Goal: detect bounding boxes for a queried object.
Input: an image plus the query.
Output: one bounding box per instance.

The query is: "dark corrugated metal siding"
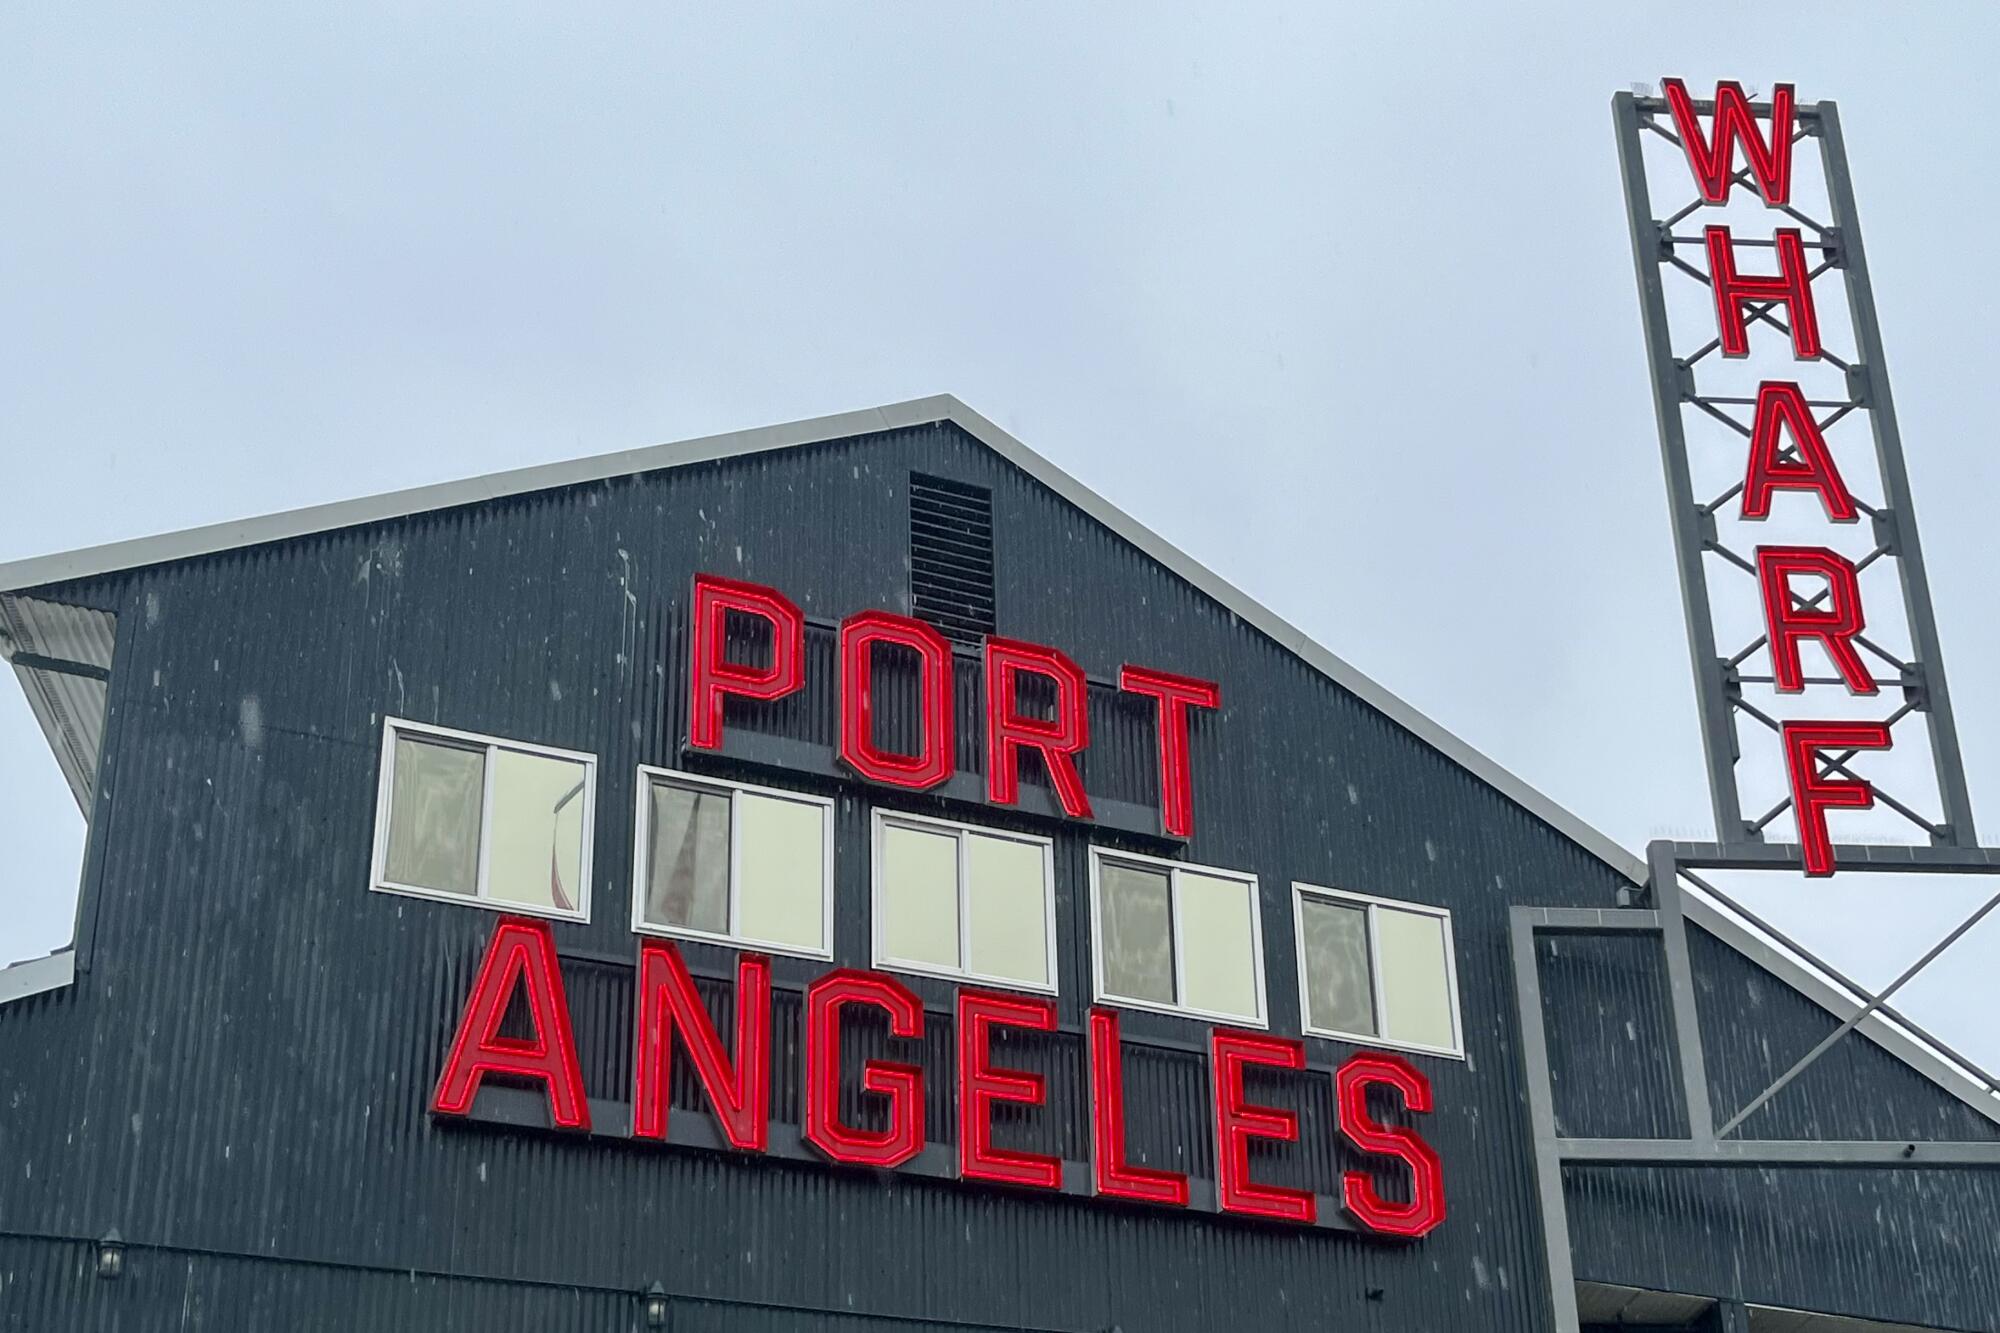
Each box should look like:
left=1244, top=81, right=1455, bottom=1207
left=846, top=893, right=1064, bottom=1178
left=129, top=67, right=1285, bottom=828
left=1535, top=932, right=1689, bottom=1141
left=1535, top=921, right=2000, bottom=1147
left=1566, top=1163, right=2000, bottom=1329
left=1685, top=924, right=2000, bottom=1143
left=1545, top=922, right=2000, bottom=1328
left=1, top=421, right=1987, bottom=1329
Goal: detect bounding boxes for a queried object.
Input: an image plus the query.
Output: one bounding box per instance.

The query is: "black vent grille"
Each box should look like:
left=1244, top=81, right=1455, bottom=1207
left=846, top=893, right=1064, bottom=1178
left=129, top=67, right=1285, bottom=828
left=909, top=472, right=996, bottom=646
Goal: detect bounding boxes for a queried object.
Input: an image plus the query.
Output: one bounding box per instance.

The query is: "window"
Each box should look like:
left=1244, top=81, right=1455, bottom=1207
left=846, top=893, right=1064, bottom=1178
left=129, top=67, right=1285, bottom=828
left=1088, top=847, right=1265, bottom=1026
left=871, top=810, right=1056, bottom=993
left=1292, top=884, right=1462, bottom=1058
left=371, top=717, right=595, bottom=923
left=632, top=767, right=834, bottom=959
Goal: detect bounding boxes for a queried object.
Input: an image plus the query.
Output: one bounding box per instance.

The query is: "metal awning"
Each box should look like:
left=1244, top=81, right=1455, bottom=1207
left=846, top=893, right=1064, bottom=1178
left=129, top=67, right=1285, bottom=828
left=1578, top=1283, right=1953, bottom=1332
left=0, top=592, right=115, bottom=814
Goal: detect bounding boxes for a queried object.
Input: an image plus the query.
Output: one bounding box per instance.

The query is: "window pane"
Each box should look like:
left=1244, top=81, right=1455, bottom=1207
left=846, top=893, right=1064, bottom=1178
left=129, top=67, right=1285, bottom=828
left=1378, top=907, right=1456, bottom=1051
left=1178, top=871, right=1260, bottom=1020
left=1299, top=896, right=1375, bottom=1036
left=1099, top=861, right=1173, bottom=1005
left=735, top=792, right=827, bottom=952
left=486, top=749, right=591, bottom=911
left=965, top=833, right=1048, bottom=986
left=881, top=824, right=960, bottom=970
left=645, top=782, right=729, bottom=934
left=384, top=736, right=483, bottom=896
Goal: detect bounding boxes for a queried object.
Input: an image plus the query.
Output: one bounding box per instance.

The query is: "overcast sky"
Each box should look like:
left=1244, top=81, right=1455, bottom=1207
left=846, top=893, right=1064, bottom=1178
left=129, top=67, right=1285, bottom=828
left=5, top=4, right=1999, bottom=1078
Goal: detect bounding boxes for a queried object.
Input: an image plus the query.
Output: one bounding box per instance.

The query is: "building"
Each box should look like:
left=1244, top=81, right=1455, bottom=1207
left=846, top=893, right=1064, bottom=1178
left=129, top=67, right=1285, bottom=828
left=2, top=396, right=1996, bottom=1332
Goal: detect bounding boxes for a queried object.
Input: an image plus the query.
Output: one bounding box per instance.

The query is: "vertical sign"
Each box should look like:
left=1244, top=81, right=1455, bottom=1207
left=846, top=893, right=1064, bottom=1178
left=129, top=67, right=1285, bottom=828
left=1614, top=82, right=1975, bottom=875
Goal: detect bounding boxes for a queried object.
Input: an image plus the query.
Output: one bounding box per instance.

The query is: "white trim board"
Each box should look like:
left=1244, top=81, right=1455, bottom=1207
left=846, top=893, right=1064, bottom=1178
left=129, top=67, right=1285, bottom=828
left=0, top=950, right=75, bottom=1006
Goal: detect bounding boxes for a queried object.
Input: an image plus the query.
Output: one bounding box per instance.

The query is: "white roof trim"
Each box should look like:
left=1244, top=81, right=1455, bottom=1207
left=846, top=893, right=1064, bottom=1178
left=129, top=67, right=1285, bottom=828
left=0, top=397, right=960, bottom=594
left=0, top=949, right=75, bottom=1006
left=6, top=392, right=1993, bottom=1120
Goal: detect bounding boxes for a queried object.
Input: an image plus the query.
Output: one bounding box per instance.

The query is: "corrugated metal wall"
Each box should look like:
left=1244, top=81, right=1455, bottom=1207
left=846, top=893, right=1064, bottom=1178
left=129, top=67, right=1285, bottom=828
left=1, top=420, right=1986, bottom=1329
left=1539, top=923, right=2000, bottom=1328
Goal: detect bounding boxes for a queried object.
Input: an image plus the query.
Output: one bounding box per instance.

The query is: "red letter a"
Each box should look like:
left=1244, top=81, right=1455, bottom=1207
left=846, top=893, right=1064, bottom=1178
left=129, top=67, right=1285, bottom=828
left=1742, top=382, right=1858, bottom=523
left=432, top=916, right=591, bottom=1130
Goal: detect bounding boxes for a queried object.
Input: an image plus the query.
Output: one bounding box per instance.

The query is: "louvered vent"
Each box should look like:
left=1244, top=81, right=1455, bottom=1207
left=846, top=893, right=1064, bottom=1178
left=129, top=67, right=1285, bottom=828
left=910, top=472, right=996, bottom=646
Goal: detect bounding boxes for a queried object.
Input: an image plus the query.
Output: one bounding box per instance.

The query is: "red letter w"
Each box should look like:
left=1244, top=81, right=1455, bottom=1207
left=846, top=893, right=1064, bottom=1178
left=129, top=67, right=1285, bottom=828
left=1663, top=78, right=1797, bottom=205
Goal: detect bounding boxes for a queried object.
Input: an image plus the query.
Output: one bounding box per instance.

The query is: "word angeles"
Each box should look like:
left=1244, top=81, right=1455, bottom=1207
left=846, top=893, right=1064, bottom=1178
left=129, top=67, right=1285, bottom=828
left=430, top=917, right=1449, bottom=1238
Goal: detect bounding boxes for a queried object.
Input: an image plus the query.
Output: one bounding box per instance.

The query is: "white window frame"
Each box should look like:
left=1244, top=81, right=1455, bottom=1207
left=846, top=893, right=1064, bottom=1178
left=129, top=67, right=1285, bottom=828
left=370, top=715, right=597, bottom=925
left=1291, top=882, right=1464, bottom=1060
left=870, top=809, right=1059, bottom=996
left=1087, top=845, right=1267, bottom=1028
left=630, top=764, right=836, bottom=961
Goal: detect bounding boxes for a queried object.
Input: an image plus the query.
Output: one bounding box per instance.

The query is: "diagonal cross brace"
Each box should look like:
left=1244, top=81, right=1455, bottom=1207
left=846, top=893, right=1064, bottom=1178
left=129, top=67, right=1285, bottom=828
left=1714, top=884, right=2000, bottom=1137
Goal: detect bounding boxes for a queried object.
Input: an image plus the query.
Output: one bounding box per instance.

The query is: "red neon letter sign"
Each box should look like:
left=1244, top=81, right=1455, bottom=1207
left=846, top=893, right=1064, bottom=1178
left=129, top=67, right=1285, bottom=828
left=432, top=916, right=590, bottom=1131
left=1742, top=381, right=1859, bottom=522
left=1119, top=664, right=1220, bottom=838
left=688, top=573, right=805, bottom=751
left=1705, top=227, right=1822, bottom=360
left=632, top=941, right=770, bottom=1150
left=804, top=970, right=926, bottom=1167
left=839, top=609, right=955, bottom=790
left=1662, top=78, right=1797, bottom=205
left=985, top=637, right=1092, bottom=818
left=1088, top=1008, right=1190, bottom=1206
left=1783, top=721, right=1892, bottom=877
left=1757, top=547, right=1877, bottom=695
left=1210, top=1029, right=1316, bottom=1224
left=957, top=990, right=1062, bottom=1190
left=1336, top=1053, right=1447, bottom=1238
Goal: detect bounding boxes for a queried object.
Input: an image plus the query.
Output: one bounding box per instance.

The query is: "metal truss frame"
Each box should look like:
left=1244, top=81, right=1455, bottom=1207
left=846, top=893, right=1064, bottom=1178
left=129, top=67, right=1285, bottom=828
left=1513, top=839, right=2000, bottom=1332
left=1613, top=89, right=1977, bottom=855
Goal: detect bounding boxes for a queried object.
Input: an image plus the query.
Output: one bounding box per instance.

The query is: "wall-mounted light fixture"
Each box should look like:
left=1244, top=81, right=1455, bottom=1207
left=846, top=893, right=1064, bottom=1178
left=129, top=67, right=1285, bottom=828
left=95, top=1229, right=124, bottom=1280
left=644, top=1281, right=669, bottom=1328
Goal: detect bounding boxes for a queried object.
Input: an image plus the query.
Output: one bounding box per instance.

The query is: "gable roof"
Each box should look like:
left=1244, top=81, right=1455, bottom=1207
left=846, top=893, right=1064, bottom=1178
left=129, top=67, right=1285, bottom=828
left=2, top=394, right=1646, bottom=879
left=2, top=394, right=1994, bottom=1127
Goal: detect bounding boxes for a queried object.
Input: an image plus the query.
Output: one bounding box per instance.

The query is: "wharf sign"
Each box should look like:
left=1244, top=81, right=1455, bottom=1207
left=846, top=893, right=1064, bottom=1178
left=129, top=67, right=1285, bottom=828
left=1616, top=80, right=1978, bottom=873
left=429, top=917, right=1448, bottom=1239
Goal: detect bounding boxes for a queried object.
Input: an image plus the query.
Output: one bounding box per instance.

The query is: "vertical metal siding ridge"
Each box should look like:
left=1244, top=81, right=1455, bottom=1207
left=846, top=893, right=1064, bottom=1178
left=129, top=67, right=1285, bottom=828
left=1564, top=1160, right=2000, bottom=1329
left=1535, top=932, right=1690, bottom=1140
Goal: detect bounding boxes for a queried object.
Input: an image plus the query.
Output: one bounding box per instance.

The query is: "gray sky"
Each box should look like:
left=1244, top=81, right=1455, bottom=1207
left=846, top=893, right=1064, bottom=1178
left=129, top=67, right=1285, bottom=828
left=5, top=4, right=1999, bottom=1074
